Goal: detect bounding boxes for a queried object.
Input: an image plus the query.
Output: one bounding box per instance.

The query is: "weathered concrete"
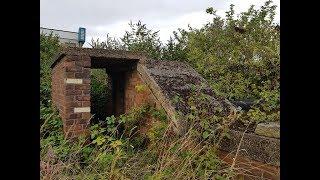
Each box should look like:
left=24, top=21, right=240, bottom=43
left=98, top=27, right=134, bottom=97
left=255, top=122, right=280, bottom=138
left=219, top=130, right=280, bottom=167
left=144, top=59, right=235, bottom=117
left=51, top=47, right=147, bottom=68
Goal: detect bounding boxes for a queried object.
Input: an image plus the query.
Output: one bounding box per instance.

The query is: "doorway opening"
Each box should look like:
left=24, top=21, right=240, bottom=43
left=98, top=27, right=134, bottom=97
left=90, top=57, right=138, bottom=124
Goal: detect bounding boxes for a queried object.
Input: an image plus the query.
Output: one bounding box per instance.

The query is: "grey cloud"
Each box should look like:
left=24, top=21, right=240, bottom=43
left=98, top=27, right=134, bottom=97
left=41, top=0, right=218, bottom=29
left=41, top=0, right=280, bottom=43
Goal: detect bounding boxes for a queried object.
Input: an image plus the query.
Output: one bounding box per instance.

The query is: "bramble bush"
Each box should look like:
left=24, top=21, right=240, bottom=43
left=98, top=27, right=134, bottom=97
left=185, top=0, right=280, bottom=123
left=90, top=0, right=280, bottom=123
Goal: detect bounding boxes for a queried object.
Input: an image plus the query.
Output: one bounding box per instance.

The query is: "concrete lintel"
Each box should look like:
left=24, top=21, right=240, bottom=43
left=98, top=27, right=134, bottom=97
left=65, top=78, right=83, bottom=84
left=74, top=107, right=90, bottom=113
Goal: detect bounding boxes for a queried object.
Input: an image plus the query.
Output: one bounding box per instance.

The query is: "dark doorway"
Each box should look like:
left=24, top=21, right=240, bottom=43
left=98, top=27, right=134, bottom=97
left=90, top=69, right=112, bottom=123
left=90, top=57, right=138, bottom=123
left=108, top=71, right=126, bottom=116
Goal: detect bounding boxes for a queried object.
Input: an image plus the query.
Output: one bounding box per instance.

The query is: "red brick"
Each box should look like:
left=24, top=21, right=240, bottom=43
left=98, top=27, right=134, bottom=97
left=82, top=69, right=91, bottom=77
left=82, top=90, right=90, bottom=95
left=83, top=79, right=90, bottom=84
left=68, top=113, right=82, bottom=119
left=75, top=85, right=89, bottom=90
left=65, top=61, right=75, bottom=67
left=66, top=90, right=82, bottom=96
left=75, top=61, right=83, bottom=66
left=82, top=112, right=91, bottom=120
left=83, top=60, right=91, bottom=67
left=76, top=95, right=90, bottom=101
left=66, top=72, right=75, bottom=78
left=65, top=101, right=81, bottom=107
left=75, top=72, right=84, bottom=78
left=65, top=84, right=75, bottom=90
left=82, top=101, right=90, bottom=106
left=66, top=66, right=82, bottom=72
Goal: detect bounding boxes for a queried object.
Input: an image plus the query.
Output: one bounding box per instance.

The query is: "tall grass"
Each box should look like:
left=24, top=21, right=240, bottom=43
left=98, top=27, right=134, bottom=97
left=40, top=104, right=242, bottom=180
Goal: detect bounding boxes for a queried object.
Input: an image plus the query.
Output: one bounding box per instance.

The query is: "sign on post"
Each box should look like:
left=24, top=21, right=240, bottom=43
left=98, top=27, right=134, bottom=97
left=78, top=27, right=86, bottom=44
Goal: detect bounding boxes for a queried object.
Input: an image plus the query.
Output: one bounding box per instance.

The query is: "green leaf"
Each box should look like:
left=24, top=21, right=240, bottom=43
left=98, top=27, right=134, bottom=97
left=202, top=131, right=210, bottom=139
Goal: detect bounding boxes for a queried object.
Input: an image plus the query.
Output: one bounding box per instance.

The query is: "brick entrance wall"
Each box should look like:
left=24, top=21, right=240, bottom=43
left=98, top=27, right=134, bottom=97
left=124, top=69, right=157, bottom=113
left=52, top=55, right=91, bottom=138
left=51, top=53, right=157, bottom=139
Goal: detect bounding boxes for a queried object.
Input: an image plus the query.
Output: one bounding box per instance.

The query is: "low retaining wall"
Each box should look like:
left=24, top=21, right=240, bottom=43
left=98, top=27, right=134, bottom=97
left=219, top=129, right=280, bottom=179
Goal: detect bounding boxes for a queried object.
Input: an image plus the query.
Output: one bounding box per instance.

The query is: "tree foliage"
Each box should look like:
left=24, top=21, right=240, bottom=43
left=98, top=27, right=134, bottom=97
left=185, top=0, right=279, bottom=122
left=90, top=0, right=279, bottom=123
left=40, top=33, right=60, bottom=107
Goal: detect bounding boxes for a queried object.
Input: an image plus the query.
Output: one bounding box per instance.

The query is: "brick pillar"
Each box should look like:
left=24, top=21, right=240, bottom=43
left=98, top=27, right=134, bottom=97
left=62, top=55, right=91, bottom=139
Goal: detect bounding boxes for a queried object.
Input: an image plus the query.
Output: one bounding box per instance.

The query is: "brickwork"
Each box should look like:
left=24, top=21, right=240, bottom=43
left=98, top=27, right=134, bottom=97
left=124, top=70, right=157, bottom=113
left=52, top=55, right=91, bottom=138
left=52, top=56, right=66, bottom=116
left=218, top=150, right=280, bottom=179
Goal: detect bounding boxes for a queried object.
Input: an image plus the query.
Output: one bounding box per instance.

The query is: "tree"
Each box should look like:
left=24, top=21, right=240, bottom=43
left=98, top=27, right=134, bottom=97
left=90, top=0, right=280, bottom=123
left=40, top=33, right=60, bottom=107
left=121, top=20, right=163, bottom=60
left=185, top=0, right=279, bottom=122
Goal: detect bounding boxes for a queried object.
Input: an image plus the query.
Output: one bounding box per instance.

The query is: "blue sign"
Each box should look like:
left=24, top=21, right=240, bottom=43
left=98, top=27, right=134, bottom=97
left=78, top=27, right=86, bottom=43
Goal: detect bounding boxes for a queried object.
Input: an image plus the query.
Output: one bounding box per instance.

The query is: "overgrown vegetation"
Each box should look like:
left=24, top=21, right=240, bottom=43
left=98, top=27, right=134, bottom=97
left=90, top=0, right=280, bottom=124
left=41, top=1, right=279, bottom=179
left=40, top=33, right=60, bottom=107
left=41, top=103, right=239, bottom=179
left=90, top=69, right=111, bottom=122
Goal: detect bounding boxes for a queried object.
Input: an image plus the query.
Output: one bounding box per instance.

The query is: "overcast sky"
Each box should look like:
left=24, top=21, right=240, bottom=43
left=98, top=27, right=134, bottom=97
left=41, top=0, right=280, bottom=47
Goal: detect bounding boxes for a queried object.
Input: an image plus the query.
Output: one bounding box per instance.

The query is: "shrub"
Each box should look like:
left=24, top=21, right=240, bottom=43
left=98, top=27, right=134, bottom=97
left=40, top=33, right=60, bottom=107
left=183, top=0, right=279, bottom=123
